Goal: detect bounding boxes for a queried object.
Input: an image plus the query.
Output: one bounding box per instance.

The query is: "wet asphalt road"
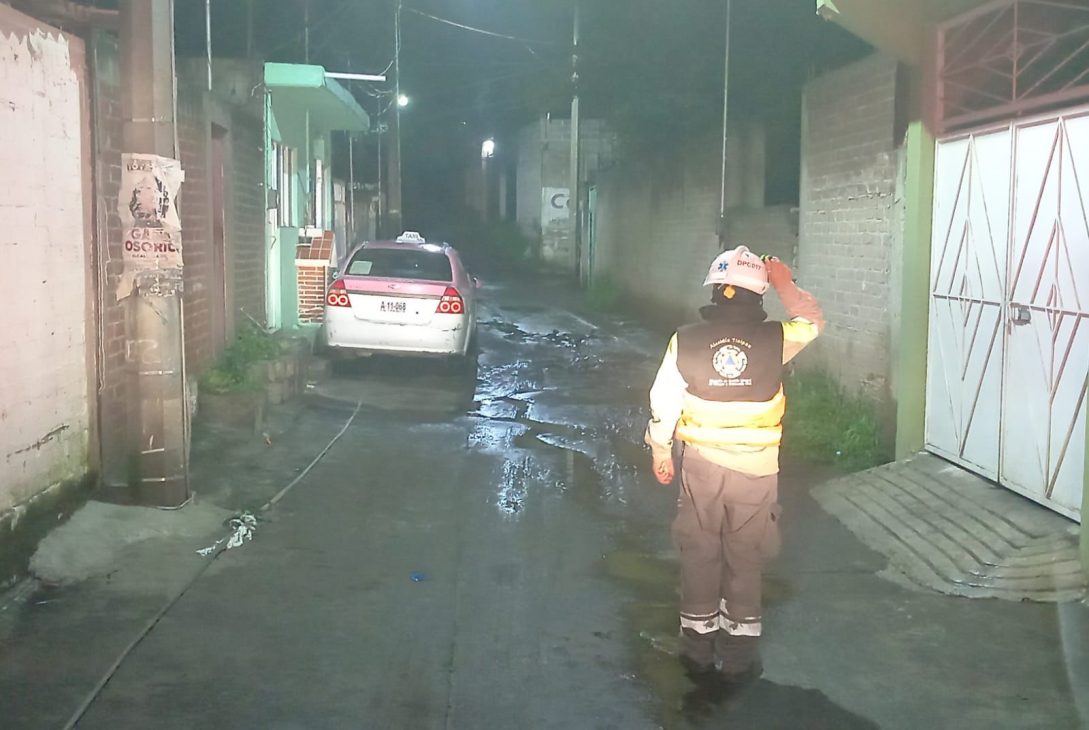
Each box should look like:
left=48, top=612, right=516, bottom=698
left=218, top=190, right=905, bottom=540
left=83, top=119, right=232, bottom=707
left=4, top=273, right=1085, bottom=729
left=74, top=276, right=682, bottom=729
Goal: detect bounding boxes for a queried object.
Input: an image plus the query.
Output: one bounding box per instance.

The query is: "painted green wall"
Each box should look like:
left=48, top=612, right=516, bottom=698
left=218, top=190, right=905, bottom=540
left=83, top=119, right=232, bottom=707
left=895, top=121, right=935, bottom=459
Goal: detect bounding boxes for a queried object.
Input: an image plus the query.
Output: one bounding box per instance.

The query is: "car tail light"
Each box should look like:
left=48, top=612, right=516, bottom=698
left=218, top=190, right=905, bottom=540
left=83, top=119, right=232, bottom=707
left=326, top=279, right=350, bottom=308
left=436, top=287, right=464, bottom=315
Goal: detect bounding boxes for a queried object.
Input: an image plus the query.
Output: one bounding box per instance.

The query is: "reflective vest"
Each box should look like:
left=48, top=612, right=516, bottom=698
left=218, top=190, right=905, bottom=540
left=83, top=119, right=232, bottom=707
left=674, top=317, right=786, bottom=450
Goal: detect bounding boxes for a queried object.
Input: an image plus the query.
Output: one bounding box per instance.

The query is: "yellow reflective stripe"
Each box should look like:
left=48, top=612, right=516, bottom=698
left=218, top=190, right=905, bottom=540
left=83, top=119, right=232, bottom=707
left=676, top=423, right=783, bottom=449
left=679, top=388, right=786, bottom=429
left=676, top=388, right=785, bottom=449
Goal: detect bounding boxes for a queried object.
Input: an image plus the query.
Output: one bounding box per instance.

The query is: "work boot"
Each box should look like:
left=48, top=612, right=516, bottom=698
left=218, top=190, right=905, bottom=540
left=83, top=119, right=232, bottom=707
left=679, top=628, right=717, bottom=679
left=715, top=633, right=762, bottom=682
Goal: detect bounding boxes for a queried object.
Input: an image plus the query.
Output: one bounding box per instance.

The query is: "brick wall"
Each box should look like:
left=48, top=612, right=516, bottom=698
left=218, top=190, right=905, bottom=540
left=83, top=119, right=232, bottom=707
left=297, top=264, right=331, bottom=324
left=229, top=110, right=266, bottom=326
left=177, top=78, right=215, bottom=373
left=798, top=54, right=900, bottom=397
left=296, top=230, right=335, bottom=324
left=90, top=32, right=132, bottom=486
left=592, top=130, right=798, bottom=330
left=176, top=64, right=268, bottom=372
left=91, top=52, right=267, bottom=484
left=514, top=117, right=617, bottom=269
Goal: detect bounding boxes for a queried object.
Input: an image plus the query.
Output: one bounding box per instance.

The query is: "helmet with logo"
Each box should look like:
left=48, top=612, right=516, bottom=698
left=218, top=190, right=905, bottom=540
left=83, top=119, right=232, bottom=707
left=702, top=245, right=769, bottom=295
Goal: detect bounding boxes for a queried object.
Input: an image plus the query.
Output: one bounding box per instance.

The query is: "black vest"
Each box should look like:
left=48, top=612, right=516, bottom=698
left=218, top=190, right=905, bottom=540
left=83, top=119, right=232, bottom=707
left=676, top=309, right=784, bottom=403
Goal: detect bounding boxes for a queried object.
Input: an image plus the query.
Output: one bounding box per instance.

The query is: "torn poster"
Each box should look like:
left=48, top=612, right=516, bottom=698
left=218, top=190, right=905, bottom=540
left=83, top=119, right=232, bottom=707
left=116, top=154, right=186, bottom=299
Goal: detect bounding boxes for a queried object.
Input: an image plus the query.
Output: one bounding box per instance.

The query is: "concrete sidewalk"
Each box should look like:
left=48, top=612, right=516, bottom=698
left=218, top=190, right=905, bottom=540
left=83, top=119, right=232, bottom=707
left=814, top=454, right=1086, bottom=602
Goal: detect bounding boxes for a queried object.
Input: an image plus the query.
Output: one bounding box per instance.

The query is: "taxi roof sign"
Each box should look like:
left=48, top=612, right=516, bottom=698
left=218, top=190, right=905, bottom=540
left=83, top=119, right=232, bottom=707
left=395, top=231, right=426, bottom=244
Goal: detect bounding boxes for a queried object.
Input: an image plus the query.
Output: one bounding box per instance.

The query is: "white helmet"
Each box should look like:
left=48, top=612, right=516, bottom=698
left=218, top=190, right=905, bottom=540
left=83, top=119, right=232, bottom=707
left=702, top=245, right=769, bottom=295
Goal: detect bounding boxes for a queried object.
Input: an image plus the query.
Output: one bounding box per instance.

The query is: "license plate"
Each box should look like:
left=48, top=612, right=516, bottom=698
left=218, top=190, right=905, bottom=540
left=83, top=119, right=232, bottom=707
left=379, top=300, right=407, bottom=314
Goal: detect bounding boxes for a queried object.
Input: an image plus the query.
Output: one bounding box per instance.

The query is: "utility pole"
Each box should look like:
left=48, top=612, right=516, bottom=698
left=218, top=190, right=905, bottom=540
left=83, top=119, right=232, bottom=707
left=119, top=0, right=189, bottom=507
left=377, top=111, right=384, bottom=236
left=304, top=0, right=310, bottom=63
left=717, top=0, right=733, bottom=250
left=204, top=0, right=212, bottom=90
left=569, top=0, right=582, bottom=282
left=387, top=0, right=404, bottom=236
left=246, top=0, right=255, bottom=59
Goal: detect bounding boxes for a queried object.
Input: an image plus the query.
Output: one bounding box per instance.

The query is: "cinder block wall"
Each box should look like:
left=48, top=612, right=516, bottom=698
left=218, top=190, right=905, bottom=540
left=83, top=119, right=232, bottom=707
left=515, top=118, right=616, bottom=270
left=798, top=54, right=900, bottom=397
left=592, top=131, right=798, bottom=331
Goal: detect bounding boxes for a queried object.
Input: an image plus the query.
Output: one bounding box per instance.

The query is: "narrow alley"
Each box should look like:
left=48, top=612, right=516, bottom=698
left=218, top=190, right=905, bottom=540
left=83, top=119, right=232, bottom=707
left=2, top=0, right=1089, bottom=728
left=2, top=272, right=1085, bottom=729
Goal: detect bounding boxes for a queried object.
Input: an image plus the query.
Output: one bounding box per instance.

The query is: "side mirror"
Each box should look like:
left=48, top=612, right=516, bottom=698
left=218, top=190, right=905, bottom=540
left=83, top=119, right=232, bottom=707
left=472, top=276, right=483, bottom=289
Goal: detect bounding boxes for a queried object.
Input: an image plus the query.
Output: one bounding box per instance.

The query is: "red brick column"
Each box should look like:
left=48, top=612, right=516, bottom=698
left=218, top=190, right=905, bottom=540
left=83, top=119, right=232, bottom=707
left=296, top=229, right=335, bottom=324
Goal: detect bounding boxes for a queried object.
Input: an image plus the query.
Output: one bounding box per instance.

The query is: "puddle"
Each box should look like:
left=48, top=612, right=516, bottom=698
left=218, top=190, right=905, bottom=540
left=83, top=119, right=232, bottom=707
left=605, top=549, right=677, bottom=592
left=497, top=458, right=531, bottom=516
left=480, top=319, right=594, bottom=349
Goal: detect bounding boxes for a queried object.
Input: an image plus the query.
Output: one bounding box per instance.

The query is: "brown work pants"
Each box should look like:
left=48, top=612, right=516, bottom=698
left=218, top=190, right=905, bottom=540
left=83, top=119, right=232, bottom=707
left=673, top=448, right=781, bottom=669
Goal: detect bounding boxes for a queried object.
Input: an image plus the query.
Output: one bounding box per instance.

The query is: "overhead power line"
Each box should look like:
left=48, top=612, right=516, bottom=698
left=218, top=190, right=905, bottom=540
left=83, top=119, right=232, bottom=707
left=403, top=7, right=560, bottom=47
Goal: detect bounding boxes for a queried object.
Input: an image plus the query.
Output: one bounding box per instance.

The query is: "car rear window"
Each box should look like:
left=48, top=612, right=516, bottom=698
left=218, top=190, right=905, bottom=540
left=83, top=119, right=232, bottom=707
left=345, top=248, right=452, bottom=282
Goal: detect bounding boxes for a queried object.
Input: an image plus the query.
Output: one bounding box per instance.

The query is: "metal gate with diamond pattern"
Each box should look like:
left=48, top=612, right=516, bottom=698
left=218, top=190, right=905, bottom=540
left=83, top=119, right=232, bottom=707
left=926, top=107, right=1088, bottom=522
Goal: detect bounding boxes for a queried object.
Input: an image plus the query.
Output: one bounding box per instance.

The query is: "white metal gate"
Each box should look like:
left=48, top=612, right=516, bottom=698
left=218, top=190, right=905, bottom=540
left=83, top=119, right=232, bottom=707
left=926, top=107, right=1089, bottom=521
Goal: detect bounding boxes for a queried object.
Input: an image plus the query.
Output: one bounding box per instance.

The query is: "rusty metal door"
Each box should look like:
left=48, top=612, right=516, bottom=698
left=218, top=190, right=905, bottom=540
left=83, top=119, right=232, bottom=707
left=926, top=127, right=1010, bottom=479
left=927, top=108, right=1088, bottom=522
left=1001, top=110, right=1089, bottom=520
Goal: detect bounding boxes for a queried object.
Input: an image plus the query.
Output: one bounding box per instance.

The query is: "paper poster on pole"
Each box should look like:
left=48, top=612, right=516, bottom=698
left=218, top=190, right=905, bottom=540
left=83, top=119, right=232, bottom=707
left=116, top=154, right=185, bottom=299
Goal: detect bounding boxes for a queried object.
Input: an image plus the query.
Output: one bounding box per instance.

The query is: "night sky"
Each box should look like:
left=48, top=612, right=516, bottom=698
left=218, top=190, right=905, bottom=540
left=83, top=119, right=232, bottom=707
left=168, top=0, right=869, bottom=214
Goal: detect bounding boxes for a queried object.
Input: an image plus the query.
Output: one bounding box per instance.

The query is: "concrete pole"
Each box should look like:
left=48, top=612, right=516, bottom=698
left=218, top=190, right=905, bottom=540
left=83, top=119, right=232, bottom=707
left=717, top=0, right=732, bottom=249
left=348, top=133, right=356, bottom=242
left=304, top=0, right=310, bottom=63
left=569, top=0, right=582, bottom=281
left=377, top=115, right=384, bottom=235
left=480, top=156, right=488, bottom=221
left=119, top=0, right=190, bottom=507
left=246, top=0, right=254, bottom=59
left=387, top=0, right=404, bottom=237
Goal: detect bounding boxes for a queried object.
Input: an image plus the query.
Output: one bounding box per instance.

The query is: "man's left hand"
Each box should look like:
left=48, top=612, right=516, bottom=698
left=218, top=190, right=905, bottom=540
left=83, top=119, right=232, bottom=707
left=653, top=456, right=675, bottom=485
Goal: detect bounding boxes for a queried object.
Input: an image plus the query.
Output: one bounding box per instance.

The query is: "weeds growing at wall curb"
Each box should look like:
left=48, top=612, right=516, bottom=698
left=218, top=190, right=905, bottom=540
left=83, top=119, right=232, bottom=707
left=200, top=325, right=284, bottom=394
left=782, top=369, right=890, bottom=473
left=584, top=276, right=624, bottom=312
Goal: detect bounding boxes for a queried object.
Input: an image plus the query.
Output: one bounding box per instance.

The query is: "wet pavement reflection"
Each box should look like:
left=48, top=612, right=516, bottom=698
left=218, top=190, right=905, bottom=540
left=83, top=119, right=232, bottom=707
left=311, top=276, right=875, bottom=727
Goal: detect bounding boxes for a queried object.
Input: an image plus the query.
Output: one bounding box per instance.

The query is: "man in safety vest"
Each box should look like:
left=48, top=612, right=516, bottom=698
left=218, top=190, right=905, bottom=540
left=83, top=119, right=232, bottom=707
left=645, top=245, right=824, bottom=682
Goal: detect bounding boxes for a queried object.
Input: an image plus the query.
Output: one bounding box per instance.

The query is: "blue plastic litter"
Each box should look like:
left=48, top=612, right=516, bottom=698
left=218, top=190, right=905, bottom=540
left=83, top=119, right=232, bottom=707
left=410, top=572, right=430, bottom=583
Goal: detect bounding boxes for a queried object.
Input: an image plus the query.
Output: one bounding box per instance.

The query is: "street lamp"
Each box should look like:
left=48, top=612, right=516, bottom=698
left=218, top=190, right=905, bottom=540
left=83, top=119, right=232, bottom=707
left=397, top=93, right=410, bottom=108
left=481, top=138, right=496, bottom=158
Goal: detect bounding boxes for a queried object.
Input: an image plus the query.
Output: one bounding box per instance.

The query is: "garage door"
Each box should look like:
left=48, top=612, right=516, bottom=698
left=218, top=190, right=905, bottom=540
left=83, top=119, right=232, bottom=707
left=926, top=108, right=1089, bottom=521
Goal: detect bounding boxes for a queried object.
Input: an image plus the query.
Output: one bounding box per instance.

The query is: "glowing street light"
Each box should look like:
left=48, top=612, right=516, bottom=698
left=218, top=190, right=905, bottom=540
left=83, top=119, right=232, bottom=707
left=481, top=138, right=496, bottom=159
left=397, top=93, right=410, bottom=108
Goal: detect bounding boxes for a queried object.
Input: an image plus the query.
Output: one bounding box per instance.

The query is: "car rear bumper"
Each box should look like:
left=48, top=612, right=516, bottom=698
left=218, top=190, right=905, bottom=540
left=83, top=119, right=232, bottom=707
left=324, top=309, right=471, bottom=357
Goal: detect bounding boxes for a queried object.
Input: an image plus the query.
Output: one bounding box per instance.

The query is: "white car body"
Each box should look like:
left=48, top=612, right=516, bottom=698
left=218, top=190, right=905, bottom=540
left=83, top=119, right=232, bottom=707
left=324, top=235, right=480, bottom=358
